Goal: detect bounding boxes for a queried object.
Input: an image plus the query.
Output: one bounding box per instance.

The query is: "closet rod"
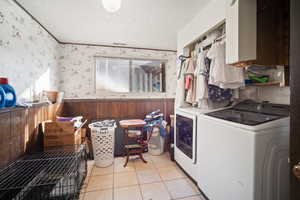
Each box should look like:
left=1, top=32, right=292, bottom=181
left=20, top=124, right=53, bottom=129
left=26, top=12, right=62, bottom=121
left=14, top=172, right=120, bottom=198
left=214, top=34, right=226, bottom=42
left=202, top=34, right=226, bottom=51
left=195, top=22, right=226, bottom=44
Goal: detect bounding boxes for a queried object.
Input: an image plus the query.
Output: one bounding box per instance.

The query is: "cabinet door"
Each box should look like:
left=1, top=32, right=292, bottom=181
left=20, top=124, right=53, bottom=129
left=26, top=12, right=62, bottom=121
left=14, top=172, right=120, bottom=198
left=256, top=0, right=290, bottom=66
left=256, top=1, right=277, bottom=65
left=226, top=0, right=257, bottom=65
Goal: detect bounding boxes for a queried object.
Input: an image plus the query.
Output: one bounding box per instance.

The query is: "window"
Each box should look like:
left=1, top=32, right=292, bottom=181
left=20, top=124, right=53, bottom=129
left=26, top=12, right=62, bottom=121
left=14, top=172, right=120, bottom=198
left=95, top=57, right=166, bottom=93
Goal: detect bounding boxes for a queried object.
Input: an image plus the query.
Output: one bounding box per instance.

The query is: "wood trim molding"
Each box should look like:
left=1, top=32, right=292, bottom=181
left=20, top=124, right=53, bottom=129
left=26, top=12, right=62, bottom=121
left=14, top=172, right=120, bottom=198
left=13, top=0, right=177, bottom=53
left=63, top=98, right=175, bottom=103
left=60, top=42, right=177, bottom=53
left=0, top=102, right=48, bottom=114
left=12, top=0, right=60, bottom=43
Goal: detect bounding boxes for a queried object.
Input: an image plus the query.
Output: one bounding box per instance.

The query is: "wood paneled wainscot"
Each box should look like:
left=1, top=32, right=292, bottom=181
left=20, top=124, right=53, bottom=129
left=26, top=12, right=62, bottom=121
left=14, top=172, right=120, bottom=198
left=61, top=98, right=175, bottom=130
left=0, top=103, right=62, bottom=168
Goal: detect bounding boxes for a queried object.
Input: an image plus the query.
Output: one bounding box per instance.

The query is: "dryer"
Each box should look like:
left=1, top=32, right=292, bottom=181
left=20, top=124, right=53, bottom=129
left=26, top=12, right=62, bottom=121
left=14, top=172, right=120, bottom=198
left=175, top=107, right=208, bottom=181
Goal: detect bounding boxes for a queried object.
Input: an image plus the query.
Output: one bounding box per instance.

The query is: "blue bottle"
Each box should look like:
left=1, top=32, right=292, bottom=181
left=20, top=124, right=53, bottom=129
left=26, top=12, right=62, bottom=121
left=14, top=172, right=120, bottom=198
left=0, top=87, right=5, bottom=108
left=0, top=78, right=17, bottom=107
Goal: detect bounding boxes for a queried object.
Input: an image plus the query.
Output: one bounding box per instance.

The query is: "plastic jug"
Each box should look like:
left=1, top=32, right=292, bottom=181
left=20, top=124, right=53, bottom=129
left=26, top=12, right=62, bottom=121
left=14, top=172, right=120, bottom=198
left=0, top=78, right=17, bottom=107
left=0, top=87, right=5, bottom=108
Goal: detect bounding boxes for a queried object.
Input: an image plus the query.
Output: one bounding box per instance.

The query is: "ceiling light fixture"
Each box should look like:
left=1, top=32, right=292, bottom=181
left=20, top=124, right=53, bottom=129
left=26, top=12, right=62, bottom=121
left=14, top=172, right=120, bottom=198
left=102, top=0, right=122, bottom=13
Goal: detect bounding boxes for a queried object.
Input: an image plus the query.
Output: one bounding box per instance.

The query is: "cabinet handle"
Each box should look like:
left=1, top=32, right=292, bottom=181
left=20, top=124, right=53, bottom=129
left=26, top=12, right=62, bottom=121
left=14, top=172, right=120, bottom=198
left=230, top=0, right=237, bottom=6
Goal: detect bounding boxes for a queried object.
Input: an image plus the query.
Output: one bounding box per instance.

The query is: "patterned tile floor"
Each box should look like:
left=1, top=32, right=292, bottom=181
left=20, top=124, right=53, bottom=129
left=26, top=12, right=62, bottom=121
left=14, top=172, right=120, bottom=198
left=80, top=153, right=206, bottom=200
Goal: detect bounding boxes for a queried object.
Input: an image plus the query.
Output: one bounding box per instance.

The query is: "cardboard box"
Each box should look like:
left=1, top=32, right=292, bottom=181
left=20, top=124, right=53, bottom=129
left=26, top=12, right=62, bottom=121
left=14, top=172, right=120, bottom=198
left=44, top=129, right=81, bottom=147
left=43, top=121, right=82, bottom=148
left=81, top=128, right=86, bottom=139
left=43, top=121, right=77, bottom=136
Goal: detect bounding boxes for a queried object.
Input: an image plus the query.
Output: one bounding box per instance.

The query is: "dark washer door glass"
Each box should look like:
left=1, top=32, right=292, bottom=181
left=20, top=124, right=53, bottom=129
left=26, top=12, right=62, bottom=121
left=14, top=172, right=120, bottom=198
left=176, top=114, right=194, bottom=159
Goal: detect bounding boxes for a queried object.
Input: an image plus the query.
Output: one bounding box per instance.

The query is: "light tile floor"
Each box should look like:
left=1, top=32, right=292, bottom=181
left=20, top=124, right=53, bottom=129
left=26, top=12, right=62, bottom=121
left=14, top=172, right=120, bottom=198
left=81, top=153, right=206, bottom=200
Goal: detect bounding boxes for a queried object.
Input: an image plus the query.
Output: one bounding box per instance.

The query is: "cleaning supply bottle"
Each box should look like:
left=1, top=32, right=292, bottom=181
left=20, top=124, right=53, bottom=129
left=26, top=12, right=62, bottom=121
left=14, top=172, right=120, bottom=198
left=0, top=87, right=5, bottom=108
left=0, top=78, right=17, bottom=107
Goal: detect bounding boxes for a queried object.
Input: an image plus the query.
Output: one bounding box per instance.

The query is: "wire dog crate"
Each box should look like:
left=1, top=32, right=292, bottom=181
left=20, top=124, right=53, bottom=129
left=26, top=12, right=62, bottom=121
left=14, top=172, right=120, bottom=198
left=0, top=145, right=87, bottom=200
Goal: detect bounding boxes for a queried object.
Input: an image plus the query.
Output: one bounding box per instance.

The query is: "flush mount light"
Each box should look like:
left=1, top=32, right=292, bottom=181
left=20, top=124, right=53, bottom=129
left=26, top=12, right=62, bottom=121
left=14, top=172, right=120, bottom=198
left=102, top=0, right=122, bottom=13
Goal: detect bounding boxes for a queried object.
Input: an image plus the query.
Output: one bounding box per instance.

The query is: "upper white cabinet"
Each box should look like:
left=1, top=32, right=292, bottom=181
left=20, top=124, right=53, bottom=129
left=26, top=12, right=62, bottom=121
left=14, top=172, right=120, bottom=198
left=226, top=0, right=290, bottom=66
left=226, top=0, right=257, bottom=65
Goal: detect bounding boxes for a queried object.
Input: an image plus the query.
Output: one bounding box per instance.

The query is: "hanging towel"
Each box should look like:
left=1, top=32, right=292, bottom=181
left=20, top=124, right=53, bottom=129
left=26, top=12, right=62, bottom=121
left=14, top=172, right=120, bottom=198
left=194, top=50, right=209, bottom=109
left=175, top=59, right=188, bottom=107
left=207, top=41, right=244, bottom=89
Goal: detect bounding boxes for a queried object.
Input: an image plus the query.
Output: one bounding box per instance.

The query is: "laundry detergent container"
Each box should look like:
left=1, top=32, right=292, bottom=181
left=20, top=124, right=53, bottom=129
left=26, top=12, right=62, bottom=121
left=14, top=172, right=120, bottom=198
left=148, top=126, right=165, bottom=156
left=0, top=87, right=6, bottom=108
left=0, top=78, right=17, bottom=107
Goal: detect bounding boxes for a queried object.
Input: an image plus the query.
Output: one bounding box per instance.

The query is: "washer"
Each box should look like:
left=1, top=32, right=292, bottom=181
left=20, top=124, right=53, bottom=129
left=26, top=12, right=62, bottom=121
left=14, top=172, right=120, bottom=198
left=196, top=100, right=290, bottom=200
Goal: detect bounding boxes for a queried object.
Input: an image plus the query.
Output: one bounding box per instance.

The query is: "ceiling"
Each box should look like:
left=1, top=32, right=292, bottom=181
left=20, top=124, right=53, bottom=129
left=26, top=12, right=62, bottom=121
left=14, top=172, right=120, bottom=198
left=17, top=0, right=210, bottom=50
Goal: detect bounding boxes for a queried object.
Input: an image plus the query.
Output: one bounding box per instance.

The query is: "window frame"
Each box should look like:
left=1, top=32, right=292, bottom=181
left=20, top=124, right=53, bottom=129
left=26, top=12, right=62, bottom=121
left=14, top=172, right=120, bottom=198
left=94, top=56, right=167, bottom=95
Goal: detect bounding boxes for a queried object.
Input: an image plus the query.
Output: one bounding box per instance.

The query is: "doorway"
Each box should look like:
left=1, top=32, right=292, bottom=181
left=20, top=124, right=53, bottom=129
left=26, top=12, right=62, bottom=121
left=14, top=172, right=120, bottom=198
left=290, top=0, right=300, bottom=199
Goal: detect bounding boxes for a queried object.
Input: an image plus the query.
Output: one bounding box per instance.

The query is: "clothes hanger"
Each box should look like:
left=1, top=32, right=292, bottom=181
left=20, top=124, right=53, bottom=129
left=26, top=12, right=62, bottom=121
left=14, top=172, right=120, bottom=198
left=178, top=55, right=191, bottom=61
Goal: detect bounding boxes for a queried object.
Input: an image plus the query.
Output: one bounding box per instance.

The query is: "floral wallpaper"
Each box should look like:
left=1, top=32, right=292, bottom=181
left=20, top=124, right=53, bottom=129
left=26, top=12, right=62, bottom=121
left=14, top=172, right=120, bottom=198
left=0, top=0, right=59, bottom=101
left=0, top=0, right=177, bottom=101
left=58, top=44, right=177, bottom=99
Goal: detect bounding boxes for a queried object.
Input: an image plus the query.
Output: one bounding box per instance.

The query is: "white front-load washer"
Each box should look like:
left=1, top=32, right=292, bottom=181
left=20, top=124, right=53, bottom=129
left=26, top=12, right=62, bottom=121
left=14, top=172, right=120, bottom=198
left=175, top=107, right=210, bottom=181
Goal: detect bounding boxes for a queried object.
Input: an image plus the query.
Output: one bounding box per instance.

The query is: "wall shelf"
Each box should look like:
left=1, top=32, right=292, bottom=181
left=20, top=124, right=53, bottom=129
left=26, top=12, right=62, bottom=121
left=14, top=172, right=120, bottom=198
left=246, top=82, right=281, bottom=87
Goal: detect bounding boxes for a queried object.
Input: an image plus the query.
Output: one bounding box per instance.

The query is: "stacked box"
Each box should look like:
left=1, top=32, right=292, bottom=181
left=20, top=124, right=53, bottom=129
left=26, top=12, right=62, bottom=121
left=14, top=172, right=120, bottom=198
left=44, top=121, right=82, bottom=148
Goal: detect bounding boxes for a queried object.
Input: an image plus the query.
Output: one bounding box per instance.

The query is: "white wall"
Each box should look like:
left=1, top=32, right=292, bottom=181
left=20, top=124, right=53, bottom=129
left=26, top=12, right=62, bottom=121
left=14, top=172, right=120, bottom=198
left=0, top=0, right=60, bottom=101
left=177, top=0, right=226, bottom=51
left=257, top=87, right=290, bottom=105
left=176, top=0, right=290, bottom=105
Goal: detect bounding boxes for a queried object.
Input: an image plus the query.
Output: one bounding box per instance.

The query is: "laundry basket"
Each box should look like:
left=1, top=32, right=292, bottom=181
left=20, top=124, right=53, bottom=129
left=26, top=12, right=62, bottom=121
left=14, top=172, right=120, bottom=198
left=89, top=120, right=116, bottom=167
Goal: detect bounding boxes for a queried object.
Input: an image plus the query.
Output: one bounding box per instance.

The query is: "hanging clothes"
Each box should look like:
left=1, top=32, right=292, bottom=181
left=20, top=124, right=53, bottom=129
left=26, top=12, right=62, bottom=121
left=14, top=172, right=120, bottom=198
left=204, top=57, right=233, bottom=103
left=185, top=75, right=193, bottom=90
left=184, top=58, right=196, bottom=104
left=208, top=85, right=233, bottom=103
left=194, top=50, right=209, bottom=109
left=176, top=57, right=196, bottom=107
left=175, top=59, right=188, bottom=108
left=207, top=41, right=244, bottom=89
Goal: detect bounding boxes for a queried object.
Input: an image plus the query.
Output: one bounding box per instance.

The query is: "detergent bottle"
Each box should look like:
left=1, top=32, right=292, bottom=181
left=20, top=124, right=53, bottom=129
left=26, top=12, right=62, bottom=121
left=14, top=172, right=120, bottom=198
left=0, top=87, right=5, bottom=108
left=0, top=78, right=17, bottom=107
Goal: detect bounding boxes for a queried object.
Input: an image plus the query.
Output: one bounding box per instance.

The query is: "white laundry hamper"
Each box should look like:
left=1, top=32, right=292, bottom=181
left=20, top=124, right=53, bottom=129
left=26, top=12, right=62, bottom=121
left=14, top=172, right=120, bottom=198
left=89, top=120, right=116, bottom=167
